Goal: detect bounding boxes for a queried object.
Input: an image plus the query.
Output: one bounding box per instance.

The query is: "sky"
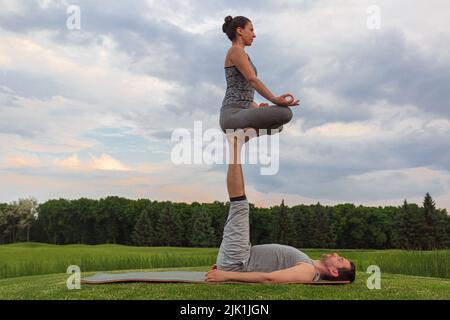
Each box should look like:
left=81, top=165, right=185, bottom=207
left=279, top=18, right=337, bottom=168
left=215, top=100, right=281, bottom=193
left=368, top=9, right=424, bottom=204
left=1, top=0, right=449, bottom=212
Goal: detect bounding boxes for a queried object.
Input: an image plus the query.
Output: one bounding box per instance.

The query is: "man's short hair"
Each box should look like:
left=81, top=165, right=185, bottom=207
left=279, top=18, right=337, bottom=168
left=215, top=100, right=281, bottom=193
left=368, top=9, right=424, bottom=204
left=322, top=261, right=356, bottom=283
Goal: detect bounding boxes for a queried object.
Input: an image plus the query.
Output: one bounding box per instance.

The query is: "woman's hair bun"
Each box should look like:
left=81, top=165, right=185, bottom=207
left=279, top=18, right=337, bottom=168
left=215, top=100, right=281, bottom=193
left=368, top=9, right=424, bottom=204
left=224, top=16, right=233, bottom=23
left=223, top=15, right=250, bottom=40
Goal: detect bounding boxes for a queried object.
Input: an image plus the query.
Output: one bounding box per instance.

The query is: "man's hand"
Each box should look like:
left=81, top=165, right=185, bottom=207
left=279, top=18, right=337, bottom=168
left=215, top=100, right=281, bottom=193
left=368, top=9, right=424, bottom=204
left=205, top=266, right=230, bottom=282
left=205, top=264, right=272, bottom=283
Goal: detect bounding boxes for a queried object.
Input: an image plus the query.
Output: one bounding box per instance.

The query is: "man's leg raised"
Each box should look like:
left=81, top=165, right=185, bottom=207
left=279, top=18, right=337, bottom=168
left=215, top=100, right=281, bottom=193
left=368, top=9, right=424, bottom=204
left=216, top=135, right=251, bottom=271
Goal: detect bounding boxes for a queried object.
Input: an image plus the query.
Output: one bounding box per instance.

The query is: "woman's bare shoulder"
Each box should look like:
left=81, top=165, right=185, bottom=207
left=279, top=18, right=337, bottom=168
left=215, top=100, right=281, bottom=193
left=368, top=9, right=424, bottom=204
left=228, top=46, right=246, bottom=56
left=225, top=47, right=247, bottom=67
left=231, top=48, right=249, bottom=64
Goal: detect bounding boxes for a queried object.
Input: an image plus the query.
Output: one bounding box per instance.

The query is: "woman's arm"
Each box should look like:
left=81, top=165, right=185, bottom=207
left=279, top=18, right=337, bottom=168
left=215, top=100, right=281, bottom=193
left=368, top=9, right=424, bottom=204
left=250, top=78, right=277, bottom=103
left=230, top=48, right=277, bottom=103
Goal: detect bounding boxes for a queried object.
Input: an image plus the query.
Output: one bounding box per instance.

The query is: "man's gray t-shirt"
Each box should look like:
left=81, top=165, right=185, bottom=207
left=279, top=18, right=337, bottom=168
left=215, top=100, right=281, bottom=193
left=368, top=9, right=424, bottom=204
left=244, top=244, right=321, bottom=281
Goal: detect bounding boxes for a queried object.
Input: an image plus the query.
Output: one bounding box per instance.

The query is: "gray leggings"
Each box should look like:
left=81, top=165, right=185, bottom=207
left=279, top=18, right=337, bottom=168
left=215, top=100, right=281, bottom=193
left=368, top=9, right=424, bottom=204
left=219, top=105, right=293, bottom=134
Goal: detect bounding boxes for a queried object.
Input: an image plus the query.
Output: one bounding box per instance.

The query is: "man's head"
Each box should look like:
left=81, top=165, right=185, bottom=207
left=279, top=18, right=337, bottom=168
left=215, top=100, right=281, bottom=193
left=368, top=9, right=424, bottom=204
left=320, top=253, right=356, bottom=283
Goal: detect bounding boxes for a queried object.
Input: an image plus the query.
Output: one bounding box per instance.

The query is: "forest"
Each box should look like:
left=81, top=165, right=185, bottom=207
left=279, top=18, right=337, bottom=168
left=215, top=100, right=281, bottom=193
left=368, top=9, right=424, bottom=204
left=1, top=193, right=449, bottom=250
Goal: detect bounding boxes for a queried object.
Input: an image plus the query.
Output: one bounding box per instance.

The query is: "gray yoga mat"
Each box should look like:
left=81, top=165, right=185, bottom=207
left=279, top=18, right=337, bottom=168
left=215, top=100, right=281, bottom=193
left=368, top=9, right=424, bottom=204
left=82, top=271, right=207, bottom=284
left=81, top=271, right=350, bottom=285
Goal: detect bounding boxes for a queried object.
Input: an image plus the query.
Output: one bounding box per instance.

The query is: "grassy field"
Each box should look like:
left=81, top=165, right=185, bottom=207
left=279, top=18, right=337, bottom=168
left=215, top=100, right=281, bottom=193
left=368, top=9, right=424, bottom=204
left=0, top=243, right=449, bottom=300
left=0, top=242, right=217, bottom=279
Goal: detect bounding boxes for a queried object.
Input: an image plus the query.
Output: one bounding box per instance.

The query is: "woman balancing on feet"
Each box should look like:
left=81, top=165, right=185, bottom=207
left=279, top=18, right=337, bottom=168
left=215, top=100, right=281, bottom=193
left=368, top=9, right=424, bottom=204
left=220, top=15, right=300, bottom=137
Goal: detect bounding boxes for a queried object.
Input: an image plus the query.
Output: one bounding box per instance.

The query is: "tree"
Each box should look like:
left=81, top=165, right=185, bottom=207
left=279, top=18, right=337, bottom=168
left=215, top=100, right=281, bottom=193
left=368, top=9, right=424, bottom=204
left=208, top=201, right=228, bottom=247
left=95, top=196, right=130, bottom=244
left=131, top=208, right=156, bottom=246
left=250, top=206, right=273, bottom=245
left=310, top=203, right=336, bottom=248
left=423, top=192, right=437, bottom=249
left=156, top=203, right=182, bottom=246
left=174, top=203, right=196, bottom=247
left=16, top=197, right=38, bottom=242
left=0, top=197, right=38, bottom=243
left=446, top=214, right=450, bottom=248
left=422, top=192, right=447, bottom=249
left=0, top=205, right=20, bottom=243
left=71, top=198, right=97, bottom=244
left=292, top=205, right=314, bottom=248
left=364, top=207, right=389, bottom=249
left=191, top=211, right=215, bottom=247
left=341, top=214, right=366, bottom=249
left=271, top=199, right=297, bottom=246
left=4, top=193, right=449, bottom=250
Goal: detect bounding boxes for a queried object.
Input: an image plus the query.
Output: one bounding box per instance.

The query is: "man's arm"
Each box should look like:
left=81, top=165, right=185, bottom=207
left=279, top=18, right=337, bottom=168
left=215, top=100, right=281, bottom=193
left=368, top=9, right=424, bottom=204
left=205, top=263, right=316, bottom=283
left=267, top=263, right=317, bottom=283
left=205, top=269, right=271, bottom=283
left=223, top=271, right=272, bottom=283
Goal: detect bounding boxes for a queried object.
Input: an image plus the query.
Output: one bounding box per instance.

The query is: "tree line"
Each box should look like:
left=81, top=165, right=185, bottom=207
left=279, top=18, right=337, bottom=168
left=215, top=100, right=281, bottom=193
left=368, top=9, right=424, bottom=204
left=0, top=193, right=449, bottom=250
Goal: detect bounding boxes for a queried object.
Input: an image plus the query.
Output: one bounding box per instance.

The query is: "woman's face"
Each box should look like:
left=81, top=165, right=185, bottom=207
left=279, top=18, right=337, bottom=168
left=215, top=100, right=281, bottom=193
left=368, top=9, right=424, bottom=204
left=237, top=22, right=256, bottom=46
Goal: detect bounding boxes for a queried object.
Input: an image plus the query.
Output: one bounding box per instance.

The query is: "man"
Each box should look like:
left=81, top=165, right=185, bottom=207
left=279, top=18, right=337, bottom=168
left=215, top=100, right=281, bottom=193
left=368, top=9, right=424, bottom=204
left=205, top=129, right=356, bottom=283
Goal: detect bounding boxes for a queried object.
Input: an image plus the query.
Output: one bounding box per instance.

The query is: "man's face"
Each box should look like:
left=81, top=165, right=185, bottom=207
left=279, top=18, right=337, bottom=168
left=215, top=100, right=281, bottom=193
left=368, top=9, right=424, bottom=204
left=321, top=252, right=352, bottom=270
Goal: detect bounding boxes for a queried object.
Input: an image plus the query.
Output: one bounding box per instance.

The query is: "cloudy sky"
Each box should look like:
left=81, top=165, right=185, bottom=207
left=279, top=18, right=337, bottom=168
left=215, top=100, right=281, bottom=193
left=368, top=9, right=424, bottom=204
left=1, top=0, right=449, bottom=212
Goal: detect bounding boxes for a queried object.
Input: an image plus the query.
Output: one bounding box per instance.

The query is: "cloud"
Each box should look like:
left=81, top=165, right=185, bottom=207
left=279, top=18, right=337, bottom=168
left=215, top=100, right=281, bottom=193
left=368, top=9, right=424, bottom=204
left=52, top=153, right=131, bottom=171
left=3, top=155, right=41, bottom=168
left=240, top=100, right=450, bottom=203
left=1, top=0, right=449, bottom=213
left=53, top=154, right=82, bottom=169
left=0, top=0, right=28, bottom=17
left=87, top=153, right=131, bottom=171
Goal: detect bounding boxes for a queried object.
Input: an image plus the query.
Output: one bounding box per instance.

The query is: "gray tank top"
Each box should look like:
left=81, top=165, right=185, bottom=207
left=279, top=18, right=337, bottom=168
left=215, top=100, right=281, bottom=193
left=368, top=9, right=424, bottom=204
left=221, top=53, right=258, bottom=110
left=244, top=244, right=321, bottom=281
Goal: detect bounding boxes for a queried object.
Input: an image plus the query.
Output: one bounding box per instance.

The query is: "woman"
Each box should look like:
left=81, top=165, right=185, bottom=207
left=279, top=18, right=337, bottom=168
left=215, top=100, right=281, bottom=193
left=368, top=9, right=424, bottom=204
left=220, top=15, right=300, bottom=137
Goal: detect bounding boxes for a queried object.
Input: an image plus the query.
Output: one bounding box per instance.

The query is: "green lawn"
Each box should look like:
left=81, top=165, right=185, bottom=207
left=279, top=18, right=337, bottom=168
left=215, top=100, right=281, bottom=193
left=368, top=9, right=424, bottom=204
left=1, top=243, right=449, bottom=300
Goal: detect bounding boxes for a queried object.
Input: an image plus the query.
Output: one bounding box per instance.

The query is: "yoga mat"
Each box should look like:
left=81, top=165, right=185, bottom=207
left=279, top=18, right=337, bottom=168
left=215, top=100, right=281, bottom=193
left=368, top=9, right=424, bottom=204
left=81, top=271, right=350, bottom=285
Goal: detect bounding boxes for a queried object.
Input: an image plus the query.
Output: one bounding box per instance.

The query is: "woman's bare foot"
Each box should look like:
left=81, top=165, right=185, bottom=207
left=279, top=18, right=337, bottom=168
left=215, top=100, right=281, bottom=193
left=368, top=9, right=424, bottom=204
left=242, top=127, right=259, bottom=143
left=225, top=127, right=259, bottom=146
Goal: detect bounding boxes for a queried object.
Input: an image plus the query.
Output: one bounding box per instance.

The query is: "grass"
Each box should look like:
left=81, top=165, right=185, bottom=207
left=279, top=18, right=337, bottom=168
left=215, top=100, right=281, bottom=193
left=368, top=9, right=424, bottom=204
left=0, top=266, right=450, bottom=300
left=0, top=242, right=217, bottom=279
left=1, top=243, right=449, bottom=279
left=0, top=243, right=449, bottom=300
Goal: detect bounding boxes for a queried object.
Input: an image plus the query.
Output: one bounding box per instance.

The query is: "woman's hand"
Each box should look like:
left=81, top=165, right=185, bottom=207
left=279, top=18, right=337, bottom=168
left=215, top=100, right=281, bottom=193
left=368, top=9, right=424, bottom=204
left=205, top=265, right=230, bottom=282
left=272, top=93, right=300, bottom=107
left=251, top=101, right=270, bottom=108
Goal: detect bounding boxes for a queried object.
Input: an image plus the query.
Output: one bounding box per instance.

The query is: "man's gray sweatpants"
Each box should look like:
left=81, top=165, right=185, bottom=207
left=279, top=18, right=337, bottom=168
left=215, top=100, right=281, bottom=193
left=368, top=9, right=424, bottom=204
left=216, top=199, right=251, bottom=272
